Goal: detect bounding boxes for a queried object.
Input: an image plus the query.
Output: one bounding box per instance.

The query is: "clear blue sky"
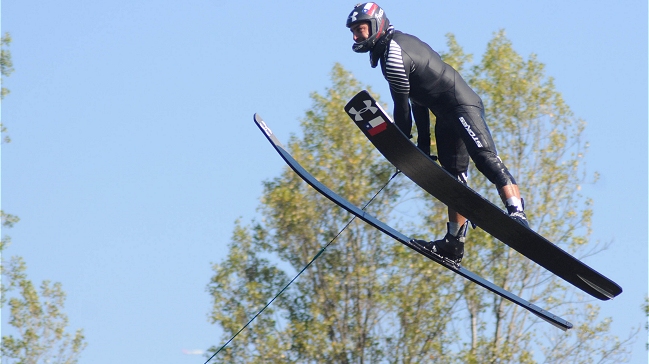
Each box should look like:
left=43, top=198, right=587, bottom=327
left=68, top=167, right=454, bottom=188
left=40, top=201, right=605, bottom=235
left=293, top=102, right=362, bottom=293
left=2, top=1, right=647, bottom=363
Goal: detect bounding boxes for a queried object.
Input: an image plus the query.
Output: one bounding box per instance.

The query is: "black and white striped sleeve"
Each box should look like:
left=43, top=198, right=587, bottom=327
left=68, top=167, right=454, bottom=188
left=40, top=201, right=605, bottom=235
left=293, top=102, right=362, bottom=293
left=383, top=39, right=414, bottom=136
left=384, top=40, right=410, bottom=94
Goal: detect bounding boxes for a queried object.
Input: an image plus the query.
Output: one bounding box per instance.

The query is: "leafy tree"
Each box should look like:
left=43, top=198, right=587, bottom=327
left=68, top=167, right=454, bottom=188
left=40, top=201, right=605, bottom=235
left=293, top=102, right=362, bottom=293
left=208, top=64, right=458, bottom=363
left=1, top=35, right=88, bottom=363
left=421, top=30, right=636, bottom=363
left=642, top=296, right=649, bottom=350
left=0, top=211, right=19, bottom=252
left=207, top=32, right=635, bottom=363
left=2, top=213, right=87, bottom=364
left=2, top=32, right=14, bottom=142
left=1, top=257, right=87, bottom=364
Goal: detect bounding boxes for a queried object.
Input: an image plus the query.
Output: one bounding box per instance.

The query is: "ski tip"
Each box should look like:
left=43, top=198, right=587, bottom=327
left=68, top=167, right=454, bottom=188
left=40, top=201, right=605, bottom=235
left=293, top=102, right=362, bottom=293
left=526, top=303, right=573, bottom=331
left=252, top=113, right=282, bottom=147
left=576, top=274, right=621, bottom=300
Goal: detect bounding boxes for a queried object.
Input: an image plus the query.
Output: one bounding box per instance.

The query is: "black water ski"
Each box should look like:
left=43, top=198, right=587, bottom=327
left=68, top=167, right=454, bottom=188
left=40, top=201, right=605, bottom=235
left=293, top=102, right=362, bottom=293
left=344, top=90, right=622, bottom=301
left=253, top=113, right=572, bottom=331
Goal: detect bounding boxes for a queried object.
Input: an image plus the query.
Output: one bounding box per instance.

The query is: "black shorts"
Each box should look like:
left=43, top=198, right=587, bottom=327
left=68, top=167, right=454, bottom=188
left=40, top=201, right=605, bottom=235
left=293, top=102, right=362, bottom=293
left=435, top=105, right=516, bottom=188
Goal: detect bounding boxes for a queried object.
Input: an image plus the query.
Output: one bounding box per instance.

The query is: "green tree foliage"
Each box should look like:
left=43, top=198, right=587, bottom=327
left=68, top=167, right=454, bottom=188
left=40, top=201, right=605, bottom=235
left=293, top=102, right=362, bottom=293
left=208, top=33, right=635, bottom=363
left=1, top=36, right=88, bottom=363
left=1, top=213, right=87, bottom=364
left=2, top=32, right=14, bottom=143
left=1, top=202, right=88, bottom=364
left=0, top=32, right=15, bottom=256
left=642, top=296, right=649, bottom=350
left=1, top=210, right=20, bottom=252
left=1, top=215, right=87, bottom=364
left=1, top=257, right=87, bottom=364
left=1, top=32, right=13, bottom=96
left=420, top=30, right=635, bottom=363
left=208, top=64, right=459, bottom=363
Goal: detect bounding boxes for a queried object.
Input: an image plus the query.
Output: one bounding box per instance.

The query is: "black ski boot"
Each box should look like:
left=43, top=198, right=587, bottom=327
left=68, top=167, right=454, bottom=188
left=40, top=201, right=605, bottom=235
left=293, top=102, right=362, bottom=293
left=506, top=198, right=529, bottom=228
left=413, top=222, right=468, bottom=264
left=509, top=211, right=529, bottom=228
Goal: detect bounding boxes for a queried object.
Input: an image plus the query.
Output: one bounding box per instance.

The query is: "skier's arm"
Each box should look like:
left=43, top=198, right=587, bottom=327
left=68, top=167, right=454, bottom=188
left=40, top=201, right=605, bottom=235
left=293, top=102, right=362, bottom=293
left=411, top=101, right=429, bottom=132
left=411, top=101, right=431, bottom=155
left=384, top=42, right=414, bottom=137
left=390, top=90, right=412, bottom=137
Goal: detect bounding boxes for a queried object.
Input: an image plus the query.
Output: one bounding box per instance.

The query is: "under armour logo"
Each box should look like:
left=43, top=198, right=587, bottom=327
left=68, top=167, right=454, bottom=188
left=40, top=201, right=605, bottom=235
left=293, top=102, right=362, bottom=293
left=350, top=11, right=358, bottom=22
left=348, top=100, right=378, bottom=121
left=258, top=119, right=272, bottom=137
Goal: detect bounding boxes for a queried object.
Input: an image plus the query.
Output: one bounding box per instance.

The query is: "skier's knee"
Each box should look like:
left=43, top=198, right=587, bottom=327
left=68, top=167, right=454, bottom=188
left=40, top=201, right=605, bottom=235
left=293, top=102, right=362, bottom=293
left=473, top=151, right=517, bottom=188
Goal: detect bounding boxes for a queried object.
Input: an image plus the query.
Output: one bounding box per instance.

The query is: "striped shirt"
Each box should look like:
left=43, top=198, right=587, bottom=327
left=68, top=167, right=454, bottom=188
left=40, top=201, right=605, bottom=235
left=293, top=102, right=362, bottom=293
left=384, top=40, right=411, bottom=94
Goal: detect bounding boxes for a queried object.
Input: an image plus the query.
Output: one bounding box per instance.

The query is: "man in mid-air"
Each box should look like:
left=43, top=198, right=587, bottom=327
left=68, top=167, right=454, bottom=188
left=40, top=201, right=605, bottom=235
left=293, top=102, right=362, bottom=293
left=346, top=2, right=528, bottom=264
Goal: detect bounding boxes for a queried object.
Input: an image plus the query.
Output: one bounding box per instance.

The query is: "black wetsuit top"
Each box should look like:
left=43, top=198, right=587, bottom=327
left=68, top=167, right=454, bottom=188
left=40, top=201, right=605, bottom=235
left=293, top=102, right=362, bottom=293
left=370, top=30, right=516, bottom=188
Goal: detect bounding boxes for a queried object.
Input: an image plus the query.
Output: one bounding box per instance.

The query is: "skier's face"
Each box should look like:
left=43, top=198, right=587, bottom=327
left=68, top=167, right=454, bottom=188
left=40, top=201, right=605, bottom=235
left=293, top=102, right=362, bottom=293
left=350, top=22, right=370, bottom=43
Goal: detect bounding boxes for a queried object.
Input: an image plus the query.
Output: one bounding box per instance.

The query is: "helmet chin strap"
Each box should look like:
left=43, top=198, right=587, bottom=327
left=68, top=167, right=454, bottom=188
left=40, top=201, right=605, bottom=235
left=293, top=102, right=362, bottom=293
left=369, top=25, right=394, bottom=68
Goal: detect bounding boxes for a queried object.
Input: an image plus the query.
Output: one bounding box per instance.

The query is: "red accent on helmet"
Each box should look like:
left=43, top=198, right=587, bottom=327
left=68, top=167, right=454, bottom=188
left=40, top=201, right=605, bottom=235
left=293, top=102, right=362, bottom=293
left=346, top=3, right=390, bottom=53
